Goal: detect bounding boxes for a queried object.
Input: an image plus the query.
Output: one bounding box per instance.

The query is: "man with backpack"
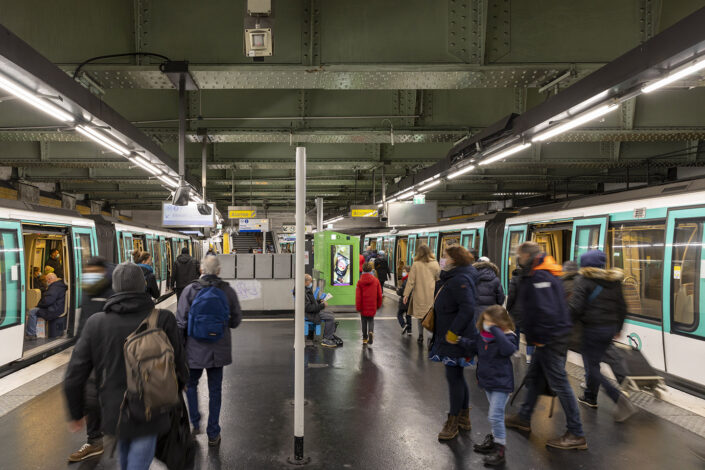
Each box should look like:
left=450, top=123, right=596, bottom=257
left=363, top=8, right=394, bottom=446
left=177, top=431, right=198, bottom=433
left=176, top=256, right=242, bottom=447
left=64, top=262, right=189, bottom=470
left=172, top=247, right=200, bottom=302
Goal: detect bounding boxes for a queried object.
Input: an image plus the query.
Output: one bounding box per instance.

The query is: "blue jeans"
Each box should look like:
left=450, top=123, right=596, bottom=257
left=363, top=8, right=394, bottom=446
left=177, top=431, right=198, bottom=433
left=583, top=326, right=621, bottom=403
left=186, top=367, right=224, bottom=439
left=485, top=391, right=510, bottom=445
left=26, top=308, right=40, bottom=336
left=118, top=434, right=157, bottom=470
left=519, top=340, right=584, bottom=437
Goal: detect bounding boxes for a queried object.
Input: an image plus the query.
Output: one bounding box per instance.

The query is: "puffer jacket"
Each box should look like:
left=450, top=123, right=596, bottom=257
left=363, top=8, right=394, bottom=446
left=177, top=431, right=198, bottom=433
left=172, top=254, right=201, bottom=289
left=561, top=271, right=579, bottom=299
left=462, top=326, right=518, bottom=393
left=519, top=254, right=572, bottom=345
left=431, top=265, right=479, bottom=358
left=77, top=264, right=115, bottom=338
left=36, top=279, right=68, bottom=321
left=356, top=272, right=383, bottom=317
left=304, top=286, right=325, bottom=322
left=472, top=261, right=506, bottom=319
left=569, top=267, right=627, bottom=330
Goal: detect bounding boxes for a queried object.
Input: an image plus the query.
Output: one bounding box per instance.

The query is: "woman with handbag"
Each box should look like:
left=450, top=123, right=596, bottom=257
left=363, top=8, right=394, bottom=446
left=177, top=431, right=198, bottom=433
left=403, top=244, right=441, bottom=345
left=429, top=245, right=479, bottom=441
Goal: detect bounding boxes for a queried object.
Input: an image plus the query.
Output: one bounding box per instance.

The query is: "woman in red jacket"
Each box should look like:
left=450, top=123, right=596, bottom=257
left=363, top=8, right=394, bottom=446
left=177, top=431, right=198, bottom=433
left=356, top=262, right=383, bottom=345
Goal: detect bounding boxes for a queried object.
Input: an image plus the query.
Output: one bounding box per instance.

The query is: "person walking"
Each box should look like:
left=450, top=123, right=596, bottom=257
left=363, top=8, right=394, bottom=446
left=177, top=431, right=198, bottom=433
left=373, top=251, right=391, bottom=288
left=472, top=257, right=506, bottom=321
left=505, top=242, right=587, bottom=450
left=64, top=262, right=189, bottom=470
left=67, top=257, right=114, bottom=462
left=172, top=247, right=200, bottom=302
left=403, top=244, right=441, bottom=345
left=430, top=245, right=478, bottom=441
left=570, top=250, right=636, bottom=421
left=457, top=305, right=518, bottom=467
left=176, top=256, right=242, bottom=447
left=132, top=250, right=160, bottom=299
left=356, top=262, right=383, bottom=345
left=396, top=265, right=411, bottom=335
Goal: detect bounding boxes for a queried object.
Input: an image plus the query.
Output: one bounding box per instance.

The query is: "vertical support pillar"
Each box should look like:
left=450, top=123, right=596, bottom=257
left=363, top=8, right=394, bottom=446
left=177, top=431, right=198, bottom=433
left=381, top=165, right=386, bottom=205
left=178, top=74, right=186, bottom=181
left=201, top=136, right=207, bottom=201
left=289, top=146, right=310, bottom=465
left=315, top=197, right=323, bottom=231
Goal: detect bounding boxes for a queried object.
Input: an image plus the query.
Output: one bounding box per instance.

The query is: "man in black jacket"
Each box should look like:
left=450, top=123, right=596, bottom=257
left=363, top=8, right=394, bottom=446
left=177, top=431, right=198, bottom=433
left=374, top=251, right=391, bottom=287
left=569, top=249, right=636, bottom=422
left=45, top=248, right=64, bottom=278
left=25, top=273, right=67, bottom=339
left=64, top=262, right=189, bottom=470
left=67, top=257, right=114, bottom=462
left=172, top=247, right=200, bottom=301
left=304, top=274, right=338, bottom=348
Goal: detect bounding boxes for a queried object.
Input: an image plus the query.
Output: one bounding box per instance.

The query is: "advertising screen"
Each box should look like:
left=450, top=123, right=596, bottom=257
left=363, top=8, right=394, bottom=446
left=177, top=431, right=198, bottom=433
left=331, top=245, right=352, bottom=286
left=162, top=202, right=215, bottom=227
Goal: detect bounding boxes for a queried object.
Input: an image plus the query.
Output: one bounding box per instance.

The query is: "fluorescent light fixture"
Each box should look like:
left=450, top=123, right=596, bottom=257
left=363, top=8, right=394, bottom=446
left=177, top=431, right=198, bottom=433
left=131, top=156, right=162, bottom=175
left=532, top=104, right=618, bottom=142
left=191, top=194, right=204, bottom=204
left=76, top=125, right=131, bottom=156
left=157, top=175, right=178, bottom=188
left=448, top=164, right=476, bottom=180
left=377, top=203, right=383, bottom=208
left=643, top=58, right=705, bottom=93
left=397, top=190, right=415, bottom=200
left=0, top=74, right=74, bottom=122
left=479, top=143, right=532, bottom=166
left=387, top=197, right=398, bottom=203
left=418, top=180, right=441, bottom=192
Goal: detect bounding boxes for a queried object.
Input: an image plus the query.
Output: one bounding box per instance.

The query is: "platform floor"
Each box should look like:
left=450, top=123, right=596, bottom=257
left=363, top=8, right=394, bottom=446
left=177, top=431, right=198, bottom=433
left=1, top=301, right=705, bottom=469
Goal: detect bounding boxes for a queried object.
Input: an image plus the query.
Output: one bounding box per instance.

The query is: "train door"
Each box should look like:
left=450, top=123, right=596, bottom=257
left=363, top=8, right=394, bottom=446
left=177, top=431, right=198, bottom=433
left=122, top=233, right=133, bottom=262
left=71, top=227, right=97, bottom=336
left=439, top=233, right=460, bottom=258
left=388, top=236, right=397, bottom=286
left=461, top=229, right=478, bottom=253
left=158, top=236, right=167, bottom=295
left=428, top=232, right=439, bottom=258
left=0, top=221, right=25, bottom=367
left=502, top=225, right=528, bottom=292
left=396, top=237, right=408, bottom=282
left=407, top=235, right=417, bottom=265
left=662, top=208, right=705, bottom=385
left=570, top=216, right=609, bottom=263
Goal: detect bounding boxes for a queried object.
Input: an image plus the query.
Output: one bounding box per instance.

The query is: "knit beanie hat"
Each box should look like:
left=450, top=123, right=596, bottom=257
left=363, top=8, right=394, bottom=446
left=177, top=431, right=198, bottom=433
left=580, top=250, right=607, bottom=269
left=112, top=262, right=147, bottom=293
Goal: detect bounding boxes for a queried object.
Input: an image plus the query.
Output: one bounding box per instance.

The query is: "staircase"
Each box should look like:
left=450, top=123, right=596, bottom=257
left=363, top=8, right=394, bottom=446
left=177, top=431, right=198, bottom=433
left=230, top=232, right=275, bottom=253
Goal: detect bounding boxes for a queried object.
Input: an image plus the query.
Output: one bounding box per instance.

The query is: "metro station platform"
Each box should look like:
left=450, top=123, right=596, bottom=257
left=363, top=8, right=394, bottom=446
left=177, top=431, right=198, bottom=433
left=1, top=300, right=705, bottom=470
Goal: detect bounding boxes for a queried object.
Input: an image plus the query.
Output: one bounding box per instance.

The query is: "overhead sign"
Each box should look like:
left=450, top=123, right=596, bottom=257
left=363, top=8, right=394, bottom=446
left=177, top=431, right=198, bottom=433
left=282, top=224, right=313, bottom=233
left=228, top=206, right=257, bottom=219
left=239, top=218, right=270, bottom=233
left=413, top=194, right=426, bottom=205
left=350, top=205, right=379, bottom=218
left=162, top=202, right=215, bottom=228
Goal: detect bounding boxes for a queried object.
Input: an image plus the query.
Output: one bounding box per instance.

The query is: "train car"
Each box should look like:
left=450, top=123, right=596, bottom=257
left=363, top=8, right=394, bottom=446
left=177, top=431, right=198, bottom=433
left=500, top=177, right=705, bottom=394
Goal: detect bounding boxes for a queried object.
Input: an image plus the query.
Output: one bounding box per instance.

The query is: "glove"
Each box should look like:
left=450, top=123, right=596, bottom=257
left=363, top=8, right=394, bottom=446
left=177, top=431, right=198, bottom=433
left=445, top=330, right=459, bottom=344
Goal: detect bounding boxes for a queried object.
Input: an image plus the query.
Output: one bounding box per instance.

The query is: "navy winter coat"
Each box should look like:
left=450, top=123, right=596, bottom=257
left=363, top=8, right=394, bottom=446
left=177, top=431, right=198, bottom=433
left=462, top=326, right=518, bottom=393
left=431, top=265, right=479, bottom=358
left=138, top=264, right=160, bottom=299
left=176, top=275, right=242, bottom=369
left=519, top=254, right=572, bottom=345
left=472, top=261, right=506, bottom=319
left=37, top=279, right=68, bottom=321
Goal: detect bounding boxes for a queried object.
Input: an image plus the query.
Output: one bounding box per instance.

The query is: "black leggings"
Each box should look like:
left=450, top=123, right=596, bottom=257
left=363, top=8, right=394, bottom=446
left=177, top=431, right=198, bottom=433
left=445, top=364, right=469, bottom=416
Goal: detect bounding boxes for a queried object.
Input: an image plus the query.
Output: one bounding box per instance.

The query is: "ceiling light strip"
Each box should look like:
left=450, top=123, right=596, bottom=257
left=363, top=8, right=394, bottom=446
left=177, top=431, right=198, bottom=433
left=0, top=74, right=74, bottom=122
left=76, top=125, right=131, bottom=156
left=532, top=103, right=618, bottom=142
left=642, top=58, right=705, bottom=93
left=448, top=164, right=476, bottom=180
left=418, top=180, right=441, bottom=192
left=132, top=156, right=162, bottom=175
left=479, top=143, right=532, bottom=166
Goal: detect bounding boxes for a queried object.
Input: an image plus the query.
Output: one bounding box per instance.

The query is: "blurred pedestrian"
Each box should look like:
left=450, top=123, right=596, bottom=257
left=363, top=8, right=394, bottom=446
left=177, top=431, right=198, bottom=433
left=374, top=250, right=391, bottom=287
left=172, top=247, right=200, bottom=302
left=397, top=265, right=411, bottom=335
left=403, top=244, right=441, bottom=345
left=132, top=250, right=160, bottom=299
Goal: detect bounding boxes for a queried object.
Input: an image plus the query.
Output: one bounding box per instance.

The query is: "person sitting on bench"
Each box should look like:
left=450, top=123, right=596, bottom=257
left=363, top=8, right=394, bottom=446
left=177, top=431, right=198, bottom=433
left=304, top=274, right=339, bottom=348
left=25, top=273, right=67, bottom=340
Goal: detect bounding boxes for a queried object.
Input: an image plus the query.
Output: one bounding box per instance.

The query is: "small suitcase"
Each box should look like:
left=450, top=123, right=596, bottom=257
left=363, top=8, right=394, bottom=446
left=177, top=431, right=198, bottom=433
left=614, top=338, right=666, bottom=398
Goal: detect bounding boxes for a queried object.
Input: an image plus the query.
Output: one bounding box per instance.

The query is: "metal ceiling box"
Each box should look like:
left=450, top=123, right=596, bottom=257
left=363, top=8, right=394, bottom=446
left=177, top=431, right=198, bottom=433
left=247, top=0, right=271, bottom=15
left=245, top=28, right=273, bottom=57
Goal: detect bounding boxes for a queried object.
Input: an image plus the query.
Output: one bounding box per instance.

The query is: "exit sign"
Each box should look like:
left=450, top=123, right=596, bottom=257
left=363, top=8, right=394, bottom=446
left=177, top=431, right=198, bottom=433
left=413, top=194, right=426, bottom=204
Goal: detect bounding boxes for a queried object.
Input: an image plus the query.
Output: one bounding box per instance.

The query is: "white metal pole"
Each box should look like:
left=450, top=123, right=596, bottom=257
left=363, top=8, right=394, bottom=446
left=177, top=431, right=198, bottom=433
left=293, top=146, right=307, bottom=462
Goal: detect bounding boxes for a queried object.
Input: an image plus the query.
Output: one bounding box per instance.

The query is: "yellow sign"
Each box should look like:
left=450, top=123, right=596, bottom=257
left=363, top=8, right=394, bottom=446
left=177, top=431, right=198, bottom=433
left=351, top=209, right=378, bottom=218
left=229, top=210, right=257, bottom=219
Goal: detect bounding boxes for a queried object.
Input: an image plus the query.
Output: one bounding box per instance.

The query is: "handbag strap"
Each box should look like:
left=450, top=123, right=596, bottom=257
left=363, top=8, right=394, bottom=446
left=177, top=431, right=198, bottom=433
left=433, top=284, right=446, bottom=301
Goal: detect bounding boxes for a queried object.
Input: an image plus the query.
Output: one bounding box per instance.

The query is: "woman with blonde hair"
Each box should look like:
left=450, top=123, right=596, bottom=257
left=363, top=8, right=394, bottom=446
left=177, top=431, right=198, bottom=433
left=403, top=244, right=441, bottom=345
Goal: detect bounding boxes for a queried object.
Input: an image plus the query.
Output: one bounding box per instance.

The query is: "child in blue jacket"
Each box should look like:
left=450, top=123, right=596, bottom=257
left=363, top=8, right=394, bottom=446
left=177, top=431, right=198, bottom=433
left=459, top=305, right=518, bottom=467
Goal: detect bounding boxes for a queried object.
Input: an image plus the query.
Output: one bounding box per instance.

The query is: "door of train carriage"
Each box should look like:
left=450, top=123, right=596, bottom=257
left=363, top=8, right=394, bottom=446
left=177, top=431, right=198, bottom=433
left=460, top=229, right=483, bottom=257
left=387, top=235, right=397, bottom=286
left=158, top=236, right=168, bottom=295
left=501, top=225, right=527, bottom=293
left=0, top=221, right=25, bottom=367
left=570, top=216, right=609, bottom=263
left=662, top=208, right=705, bottom=386
left=71, top=226, right=98, bottom=336
left=395, top=236, right=408, bottom=283
left=407, top=235, right=417, bottom=266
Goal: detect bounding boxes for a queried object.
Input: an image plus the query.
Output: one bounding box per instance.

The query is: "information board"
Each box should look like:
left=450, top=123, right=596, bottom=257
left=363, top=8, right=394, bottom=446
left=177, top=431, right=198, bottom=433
left=239, top=218, right=270, bottom=232
left=162, top=202, right=215, bottom=227
left=350, top=205, right=379, bottom=217
left=228, top=206, right=257, bottom=219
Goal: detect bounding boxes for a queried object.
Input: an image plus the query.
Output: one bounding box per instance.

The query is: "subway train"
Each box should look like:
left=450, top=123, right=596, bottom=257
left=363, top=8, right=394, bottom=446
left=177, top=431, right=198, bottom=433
left=365, top=177, right=705, bottom=395
left=0, top=199, right=196, bottom=373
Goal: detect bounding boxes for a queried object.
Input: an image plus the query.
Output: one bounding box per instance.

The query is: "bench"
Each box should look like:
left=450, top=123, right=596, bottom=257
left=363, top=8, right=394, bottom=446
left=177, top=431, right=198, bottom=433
left=304, top=320, right=321, bottom=337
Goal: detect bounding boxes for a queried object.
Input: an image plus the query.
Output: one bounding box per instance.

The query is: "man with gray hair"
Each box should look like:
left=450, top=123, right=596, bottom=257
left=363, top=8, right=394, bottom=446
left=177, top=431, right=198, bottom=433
left=176, top=256, right=242, bottom=447
left=25, top=272, right=67, bottom=339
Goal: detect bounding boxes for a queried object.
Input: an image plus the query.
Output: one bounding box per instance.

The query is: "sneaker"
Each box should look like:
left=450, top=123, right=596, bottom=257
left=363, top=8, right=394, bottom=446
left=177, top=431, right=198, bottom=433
left=208, top=434, right=221, bottom=447
left=614, top=394, right=637, bottom=422
left=401, top=325, right=409, bottom=336
left=417, top=336, right=424, bottom=345
left=406, top=329, right=412, bottom=337
left=24, top=334, right=37, bottom=341
left=192, top=426, right=202, bottom=437
left=545, top=431, right=587, bottom=450
left=332, top=335, right=344, bottom=346
left=473, top=434, right=496, bottom=454
left=505, top=413, right=531, bottom=432
left=68, top=442, right=104, bottom=462
left=483, top=444, right=506, bottom=467
left=580, top=381, right=587, bottom=389
left=368, top=331, right=374, bottom=345
left=578, top=395, right=598, bottom=408
left=321, top=338, right=338, bottom=348
left=362, top=337, right=369, bottom=345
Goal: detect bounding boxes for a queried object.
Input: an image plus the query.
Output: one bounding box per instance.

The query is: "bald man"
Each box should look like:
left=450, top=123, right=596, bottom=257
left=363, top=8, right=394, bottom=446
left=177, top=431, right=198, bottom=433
left=304, top=275, right=339, bottom=348
left=25, top=272, right=68, bottom=339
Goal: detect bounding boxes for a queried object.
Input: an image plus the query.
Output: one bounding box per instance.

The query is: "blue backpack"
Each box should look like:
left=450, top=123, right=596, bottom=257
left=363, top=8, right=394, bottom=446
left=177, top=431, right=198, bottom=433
left=187, top=282, right=230, bottom=342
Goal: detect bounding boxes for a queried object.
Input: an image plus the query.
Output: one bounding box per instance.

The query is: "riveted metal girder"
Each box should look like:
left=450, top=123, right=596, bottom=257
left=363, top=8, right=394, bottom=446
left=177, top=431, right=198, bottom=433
left=60, top=64, right=602, bottom=90
left=548, top=128, right=705, bottom=142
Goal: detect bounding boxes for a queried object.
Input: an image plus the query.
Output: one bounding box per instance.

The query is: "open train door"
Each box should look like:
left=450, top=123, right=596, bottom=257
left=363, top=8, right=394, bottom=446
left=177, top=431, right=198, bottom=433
left=407, top=234, right=417, bottom=266
left=570, top=216, right=609, bottom=263
left=501, top=225, right=527, bottom=293
left=71, top=226, right=98, bottom=336
left=0, top=221, right=25, bottom=366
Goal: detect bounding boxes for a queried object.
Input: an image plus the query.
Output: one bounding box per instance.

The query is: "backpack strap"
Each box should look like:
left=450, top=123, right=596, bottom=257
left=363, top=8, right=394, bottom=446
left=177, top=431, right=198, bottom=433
left=147, top=308, right=160, bottom=329
left=587, top=285, right=603, bottom=304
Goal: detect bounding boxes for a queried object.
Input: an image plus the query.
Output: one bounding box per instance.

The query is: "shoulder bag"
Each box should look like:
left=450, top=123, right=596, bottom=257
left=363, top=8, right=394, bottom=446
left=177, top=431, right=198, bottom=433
left=421, top=285, right=445, bottom=332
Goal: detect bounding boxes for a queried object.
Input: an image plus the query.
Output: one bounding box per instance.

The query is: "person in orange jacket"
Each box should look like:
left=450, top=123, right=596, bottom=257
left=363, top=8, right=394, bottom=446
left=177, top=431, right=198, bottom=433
left=356, top=262, right=383, bottom=345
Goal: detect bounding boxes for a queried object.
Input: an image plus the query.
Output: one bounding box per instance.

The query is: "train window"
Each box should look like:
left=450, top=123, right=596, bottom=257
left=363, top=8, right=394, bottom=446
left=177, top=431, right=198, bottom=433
left=609, top=223, right=665, bottom=321
left=507, top=231, right=524, bottom=279
left=439, top=235, right=460, bottom=257
left=671, top=220, right=702, bottom=332
left=533, top=231, right=565, bottom=265
left=473, top=234, right=481, bottom=253
left=153, top=241, right=162, bottom=280
left=0, top=230, right=21, bottom=329
left=574, top=225, right=600, bottom=262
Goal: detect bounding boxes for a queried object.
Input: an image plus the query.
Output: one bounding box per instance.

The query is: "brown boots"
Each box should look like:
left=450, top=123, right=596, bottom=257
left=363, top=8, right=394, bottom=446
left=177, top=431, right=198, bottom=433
left=438, top=409, right=471, bottom=441
left=458, top=408, right=471, bottom=431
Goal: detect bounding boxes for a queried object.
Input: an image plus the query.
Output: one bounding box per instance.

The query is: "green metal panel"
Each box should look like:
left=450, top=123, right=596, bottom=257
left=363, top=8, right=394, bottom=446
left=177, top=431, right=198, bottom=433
left=571, top=216, right=609, bottom=262
left=313, top=230, right=360, bottom=307
left=72, top=226, right=95, bottom=308
left=428, top=232, right=439, bottom=257
left=460, top=229, right=476, bottom=251
left=407, top=234, right=417, bottom=266
left=0, top=221, right=23, bottom=329
left=611, top=208, right=668, bottom=222
left=501, top=224, right=527, bottom=293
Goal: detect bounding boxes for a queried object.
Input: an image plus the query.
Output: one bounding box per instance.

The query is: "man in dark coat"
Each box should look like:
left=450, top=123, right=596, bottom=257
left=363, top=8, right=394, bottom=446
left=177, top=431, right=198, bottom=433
left=373, top=251, right=391, bottom=287
left=176, top=256, right=242, bottom=447
left=304, top=274, right=338, bottom=348
left=45, top=248, right=64, bottom=279
left=472, top=259, right=505, bottom=319
left=172, top=247, right=200, bottom=301
left=68, top=257, right=114, bottom=462
left=25, top=273, right=67, bottom=339
left=506, top=242, right=586, bottom=451
left=64, top=262, right=189, bottom=470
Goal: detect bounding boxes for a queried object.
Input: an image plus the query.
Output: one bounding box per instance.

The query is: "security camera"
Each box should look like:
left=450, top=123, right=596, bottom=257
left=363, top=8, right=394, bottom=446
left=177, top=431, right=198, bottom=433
left=197, top=204, right=212, bottom=215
